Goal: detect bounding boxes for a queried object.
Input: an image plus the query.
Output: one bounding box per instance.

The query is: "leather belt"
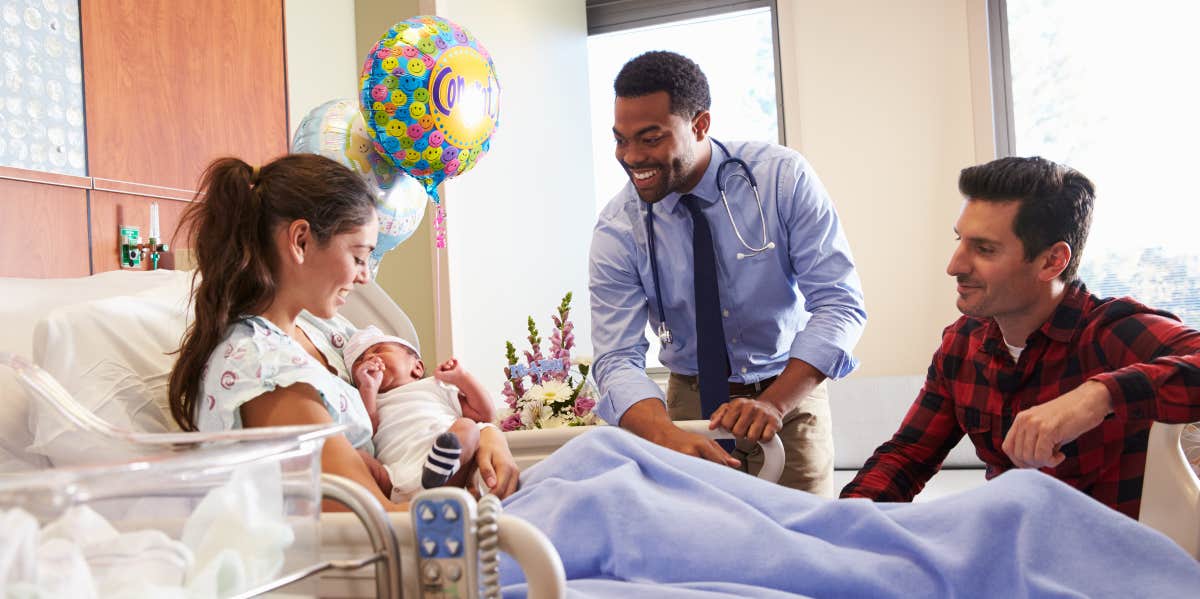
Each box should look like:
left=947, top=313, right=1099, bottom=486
left=671, top=373, right=779, bottom=397
left=728, top=375, right=778, bottom=397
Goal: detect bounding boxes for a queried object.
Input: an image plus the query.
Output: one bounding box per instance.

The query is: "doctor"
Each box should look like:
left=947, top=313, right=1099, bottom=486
left=589, top=51, right=866, bottom=494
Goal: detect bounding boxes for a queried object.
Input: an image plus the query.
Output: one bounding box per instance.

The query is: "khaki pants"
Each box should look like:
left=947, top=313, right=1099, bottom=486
left=666, top=373, right=835, bottom=497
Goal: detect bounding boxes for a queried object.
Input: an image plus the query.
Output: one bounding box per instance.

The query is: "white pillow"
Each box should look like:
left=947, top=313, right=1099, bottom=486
left=29, top=276, right=194, bottom=466
left=0, top=270, right=191, bottom=472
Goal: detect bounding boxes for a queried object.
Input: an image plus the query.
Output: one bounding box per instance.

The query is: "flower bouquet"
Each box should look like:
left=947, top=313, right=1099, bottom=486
left=499, top=292, right=604, bottom=431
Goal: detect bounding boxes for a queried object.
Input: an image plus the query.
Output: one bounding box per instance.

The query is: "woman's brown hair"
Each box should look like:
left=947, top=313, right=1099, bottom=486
left=168, top=154, right=375, bottom=431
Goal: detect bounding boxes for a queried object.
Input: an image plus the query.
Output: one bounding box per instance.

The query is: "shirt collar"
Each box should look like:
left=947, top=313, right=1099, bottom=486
left=977, top=280, right=1090, bottom=356
left=657, top=138, right=722, bottom=215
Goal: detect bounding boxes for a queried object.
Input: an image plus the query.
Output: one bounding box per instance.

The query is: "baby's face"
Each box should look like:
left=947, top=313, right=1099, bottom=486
left=357, top=342, right=424, bottom=391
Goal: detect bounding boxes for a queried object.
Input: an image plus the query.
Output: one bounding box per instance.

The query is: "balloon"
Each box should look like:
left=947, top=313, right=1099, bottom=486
left=292, top=98, right=428, bottom=258
left=358, top=15, right=500, bottom=196
left=372, top=173, right=428, bottom=258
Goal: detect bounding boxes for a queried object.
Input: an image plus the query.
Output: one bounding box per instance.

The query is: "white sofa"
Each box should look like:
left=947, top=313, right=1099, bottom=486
left=829, top=375, right=988, bottom=502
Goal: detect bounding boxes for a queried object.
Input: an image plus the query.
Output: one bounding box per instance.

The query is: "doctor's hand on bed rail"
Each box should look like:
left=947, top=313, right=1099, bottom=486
left=709, top=397, right=784, bottom=443
left=621, top=399, right=741, bottom=468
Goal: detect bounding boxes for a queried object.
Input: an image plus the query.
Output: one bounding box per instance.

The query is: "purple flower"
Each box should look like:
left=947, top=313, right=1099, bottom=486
left=501, top=412, right=523, bottom=432
left=574, top=395, right=596, bottom=417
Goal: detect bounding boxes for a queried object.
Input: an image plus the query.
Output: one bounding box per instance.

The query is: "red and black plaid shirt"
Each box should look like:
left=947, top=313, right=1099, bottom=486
left=841, top=282, right=1200, bottom=518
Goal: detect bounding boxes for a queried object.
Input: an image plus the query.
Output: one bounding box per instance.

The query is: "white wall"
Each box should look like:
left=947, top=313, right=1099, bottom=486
left=777, top=0, right=988, bottom=377
left=283, top=0, right=360, bottom=138
left=283, top=0, right=994, bottom=390
left=435, top=0, right=596, bottom=397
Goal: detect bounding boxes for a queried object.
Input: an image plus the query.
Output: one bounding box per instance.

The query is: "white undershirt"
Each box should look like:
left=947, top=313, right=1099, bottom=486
left=1005, top=340, right=1025, bottom=362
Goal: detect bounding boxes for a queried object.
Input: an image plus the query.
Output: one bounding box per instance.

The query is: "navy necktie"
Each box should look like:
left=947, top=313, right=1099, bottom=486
left=681, top=194, right=729, bottom=419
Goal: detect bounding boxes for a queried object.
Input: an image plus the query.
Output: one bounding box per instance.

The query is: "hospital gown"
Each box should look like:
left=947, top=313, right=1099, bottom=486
left=196, top=312, right=373, bottom=451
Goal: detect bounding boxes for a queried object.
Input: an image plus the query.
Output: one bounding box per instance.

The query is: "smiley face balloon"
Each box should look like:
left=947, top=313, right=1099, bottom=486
left=359, top=16, right=500, bottom=199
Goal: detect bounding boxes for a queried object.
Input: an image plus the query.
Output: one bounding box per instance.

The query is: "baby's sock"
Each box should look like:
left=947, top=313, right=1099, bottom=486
left=421, top=432, right=462, bottom=489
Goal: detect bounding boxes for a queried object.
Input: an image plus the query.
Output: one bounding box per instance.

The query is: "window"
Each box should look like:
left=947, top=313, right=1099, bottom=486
left=995, top=0, right=1200, bottom=325
left=586, top=0, right=782, bottom=367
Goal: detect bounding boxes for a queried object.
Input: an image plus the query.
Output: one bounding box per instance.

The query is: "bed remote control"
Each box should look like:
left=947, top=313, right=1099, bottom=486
left=412, top=487, right=478, bottom=599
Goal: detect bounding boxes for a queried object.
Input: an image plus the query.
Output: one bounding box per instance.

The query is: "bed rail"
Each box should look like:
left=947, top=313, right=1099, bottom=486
left=505, top=421, right=786, bottom=482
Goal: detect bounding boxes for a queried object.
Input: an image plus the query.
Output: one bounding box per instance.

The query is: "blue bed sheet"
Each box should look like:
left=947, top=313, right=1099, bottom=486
left=500, top=427, right=1199, bottom=598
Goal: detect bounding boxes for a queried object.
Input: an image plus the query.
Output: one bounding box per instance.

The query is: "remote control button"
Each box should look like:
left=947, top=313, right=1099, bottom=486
left=443, top=504, right=459, bottom=521
left=423, top=562, right=441, bottom=583
left=421, top=538, right=438, bottom=557
left=446, top=563, right=463, bottom=581
left=419, top=504, right=435, bottom=522
left=445, top=539, right=460, bottom=556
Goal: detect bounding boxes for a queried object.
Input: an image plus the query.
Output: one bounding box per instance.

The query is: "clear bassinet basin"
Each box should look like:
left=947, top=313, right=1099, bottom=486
left=0, top=425, right=339, bottom=598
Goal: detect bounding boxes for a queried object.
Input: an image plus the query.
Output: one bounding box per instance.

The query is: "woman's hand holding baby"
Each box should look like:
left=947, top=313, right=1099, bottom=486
left=476, top=426, right=520, bottom=499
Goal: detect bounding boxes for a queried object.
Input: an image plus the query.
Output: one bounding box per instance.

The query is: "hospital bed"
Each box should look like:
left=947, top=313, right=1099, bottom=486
left=0, top=269, right=785, bottom=596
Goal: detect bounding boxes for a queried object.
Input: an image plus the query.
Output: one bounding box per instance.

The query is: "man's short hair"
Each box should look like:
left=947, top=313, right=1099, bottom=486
left=613, top=51, right=711, bottom=118
left=958, top=156, right=1095, bottom=282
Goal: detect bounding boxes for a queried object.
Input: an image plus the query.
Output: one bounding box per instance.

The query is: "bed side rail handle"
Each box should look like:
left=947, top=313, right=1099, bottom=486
left=498, top=513, right=567, bottom=599
left=321, top=473, right=403, bottom=598
left=675, top=420, right=785, bottom=483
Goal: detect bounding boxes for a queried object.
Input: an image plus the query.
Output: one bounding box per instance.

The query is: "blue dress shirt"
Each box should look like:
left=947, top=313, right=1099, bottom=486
left=589, top=139, right=867, bottom=425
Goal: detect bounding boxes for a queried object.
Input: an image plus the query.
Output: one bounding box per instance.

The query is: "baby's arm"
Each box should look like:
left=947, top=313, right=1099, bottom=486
left=353, top=357, right=384, bottom=431
left=434, top=358, right=496, bottom=423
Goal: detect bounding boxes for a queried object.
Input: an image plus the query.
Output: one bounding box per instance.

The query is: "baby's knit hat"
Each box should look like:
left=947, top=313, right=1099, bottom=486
left=342, top=325, right=420, bottom=368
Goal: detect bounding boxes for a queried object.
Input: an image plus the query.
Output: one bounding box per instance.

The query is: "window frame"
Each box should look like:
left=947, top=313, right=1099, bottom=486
left=585, top=0, right=787, bottom=146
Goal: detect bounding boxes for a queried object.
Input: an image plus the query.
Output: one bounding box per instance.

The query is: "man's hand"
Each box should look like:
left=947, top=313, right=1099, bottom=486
left=709, top=396, right=783, bottom=443
left=1001, top=380, right=1114, bottom=469
left=620, top=397, right=740, bottom=467
left=650, top=425, right=742, bottom=467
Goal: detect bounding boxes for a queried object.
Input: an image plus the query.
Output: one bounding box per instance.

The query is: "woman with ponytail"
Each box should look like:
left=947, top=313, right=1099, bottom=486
left=168, top=154, right=518, bottom=510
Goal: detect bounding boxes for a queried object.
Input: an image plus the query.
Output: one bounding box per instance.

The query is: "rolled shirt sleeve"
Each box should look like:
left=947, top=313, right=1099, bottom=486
left=780, top=155, right=866, bottom=379
left=589, top=200, right=665, bottom=425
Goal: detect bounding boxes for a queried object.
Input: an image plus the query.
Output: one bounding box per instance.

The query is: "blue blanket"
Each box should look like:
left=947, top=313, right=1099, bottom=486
left=500, top=427, right=1199, bottom=598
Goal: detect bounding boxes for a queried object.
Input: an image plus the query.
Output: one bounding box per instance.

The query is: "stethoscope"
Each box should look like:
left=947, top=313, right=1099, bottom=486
left=645, top=139, right=776, bottom=346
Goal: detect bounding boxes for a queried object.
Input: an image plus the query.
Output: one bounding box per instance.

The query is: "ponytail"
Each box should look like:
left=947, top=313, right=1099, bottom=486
left=168, top=154, right=375, bottom=430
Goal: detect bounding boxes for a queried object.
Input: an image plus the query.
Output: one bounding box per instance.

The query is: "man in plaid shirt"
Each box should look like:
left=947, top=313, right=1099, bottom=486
left=841, top=156, right=1200, bottom=518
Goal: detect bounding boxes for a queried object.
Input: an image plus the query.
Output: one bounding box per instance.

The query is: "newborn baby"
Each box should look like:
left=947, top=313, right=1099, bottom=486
left=344, top=326, right=497, bottom=501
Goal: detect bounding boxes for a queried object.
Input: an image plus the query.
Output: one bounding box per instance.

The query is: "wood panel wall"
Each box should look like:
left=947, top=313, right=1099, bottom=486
left=81, top=0, right=289, bottom=191
left=0, top=175, right=90, bottom=278
left=0, top=0, right=288, bottom=278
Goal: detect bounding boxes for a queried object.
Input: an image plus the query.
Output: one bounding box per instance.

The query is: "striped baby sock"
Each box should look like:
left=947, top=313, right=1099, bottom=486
left=421, top=432, right=462, bottom=489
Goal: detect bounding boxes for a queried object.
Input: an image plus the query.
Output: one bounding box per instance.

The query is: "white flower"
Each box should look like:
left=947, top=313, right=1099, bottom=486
left=518, top=400, right=540, bottom=426
left=540, top=413, right=573, bottom=429
left=526, top=380, right=572, bottom=406
left=574, top=355, right=593, bottom=367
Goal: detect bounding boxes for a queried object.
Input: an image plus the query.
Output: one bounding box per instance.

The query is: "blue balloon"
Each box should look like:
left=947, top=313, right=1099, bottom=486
left=292, top=98, right=428, bottom=262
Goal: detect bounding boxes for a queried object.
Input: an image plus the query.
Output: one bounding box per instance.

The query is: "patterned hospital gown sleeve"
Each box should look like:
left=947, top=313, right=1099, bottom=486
left=196, top=315, right=374, bottom=450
